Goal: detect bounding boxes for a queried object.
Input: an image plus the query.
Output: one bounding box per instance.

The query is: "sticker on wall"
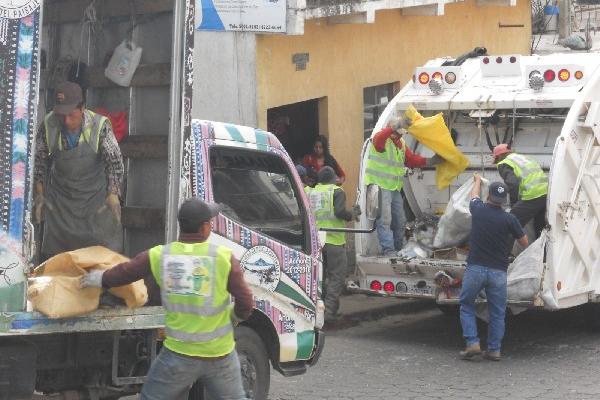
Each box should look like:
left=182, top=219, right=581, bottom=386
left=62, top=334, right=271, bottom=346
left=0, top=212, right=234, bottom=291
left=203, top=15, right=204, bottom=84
left=240, top=245, right=281, bottom=292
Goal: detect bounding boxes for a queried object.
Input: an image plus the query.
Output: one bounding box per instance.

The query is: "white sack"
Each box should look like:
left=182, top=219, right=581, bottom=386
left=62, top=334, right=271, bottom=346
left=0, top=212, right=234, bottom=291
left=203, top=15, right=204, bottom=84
left=433, top=178, right=490, bottom=249
left=507, top=233, right=547, bottom=301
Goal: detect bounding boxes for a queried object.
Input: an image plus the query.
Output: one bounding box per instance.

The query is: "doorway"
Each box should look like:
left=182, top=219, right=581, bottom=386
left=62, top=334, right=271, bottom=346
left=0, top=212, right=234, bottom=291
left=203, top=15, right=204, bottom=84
left=267, top=98, right=321, bottom=164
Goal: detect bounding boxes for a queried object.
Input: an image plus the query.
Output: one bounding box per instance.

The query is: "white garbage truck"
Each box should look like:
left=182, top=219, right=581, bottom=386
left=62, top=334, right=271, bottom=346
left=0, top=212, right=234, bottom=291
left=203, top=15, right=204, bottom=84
left=353, top=51, right=600, bottom=320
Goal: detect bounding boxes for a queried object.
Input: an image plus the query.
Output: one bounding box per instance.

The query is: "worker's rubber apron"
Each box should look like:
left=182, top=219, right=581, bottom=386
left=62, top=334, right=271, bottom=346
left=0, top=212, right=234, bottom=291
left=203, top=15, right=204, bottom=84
left=42, top=115, right=123, bottom=257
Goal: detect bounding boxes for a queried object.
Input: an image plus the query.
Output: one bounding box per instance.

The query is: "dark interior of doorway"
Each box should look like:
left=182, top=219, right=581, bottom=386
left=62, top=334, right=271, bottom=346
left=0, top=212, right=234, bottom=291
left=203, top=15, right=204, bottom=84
left=267, top=99, right=319, bottom=164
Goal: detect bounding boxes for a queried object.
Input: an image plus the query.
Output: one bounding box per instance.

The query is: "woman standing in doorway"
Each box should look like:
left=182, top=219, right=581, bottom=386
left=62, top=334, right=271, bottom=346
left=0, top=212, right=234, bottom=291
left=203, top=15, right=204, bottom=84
left=302, top=135, right=346, bottom=185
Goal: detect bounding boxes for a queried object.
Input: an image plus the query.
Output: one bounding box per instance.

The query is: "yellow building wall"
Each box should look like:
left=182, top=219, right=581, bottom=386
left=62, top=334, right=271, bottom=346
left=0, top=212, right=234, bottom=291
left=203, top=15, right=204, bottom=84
left=256, top=0, right=531, bottom=200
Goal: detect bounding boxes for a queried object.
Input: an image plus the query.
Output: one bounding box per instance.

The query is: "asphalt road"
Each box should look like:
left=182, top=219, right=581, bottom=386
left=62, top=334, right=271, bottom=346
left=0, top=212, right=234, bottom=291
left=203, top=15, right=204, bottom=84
left=269, top=304, right=600, bottom=400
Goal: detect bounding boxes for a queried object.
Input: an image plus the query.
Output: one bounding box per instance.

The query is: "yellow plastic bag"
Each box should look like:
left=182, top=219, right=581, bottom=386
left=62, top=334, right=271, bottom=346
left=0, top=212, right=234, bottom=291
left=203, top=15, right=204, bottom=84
left=405, top=105, right=470, bottom=190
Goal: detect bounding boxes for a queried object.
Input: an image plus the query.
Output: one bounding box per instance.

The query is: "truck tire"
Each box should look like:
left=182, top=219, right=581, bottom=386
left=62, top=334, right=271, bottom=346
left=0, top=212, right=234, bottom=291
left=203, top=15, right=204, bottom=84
left=235, top=326, right=270, bottom=400
left=584, top=303, right=600, bottom=330
left=437, top=304, right=460, bottom=317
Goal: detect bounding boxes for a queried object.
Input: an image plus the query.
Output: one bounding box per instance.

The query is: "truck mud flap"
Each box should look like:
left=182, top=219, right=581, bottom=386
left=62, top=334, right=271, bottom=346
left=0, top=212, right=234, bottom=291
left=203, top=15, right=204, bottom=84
left=0, top=343, right=37, bottom=400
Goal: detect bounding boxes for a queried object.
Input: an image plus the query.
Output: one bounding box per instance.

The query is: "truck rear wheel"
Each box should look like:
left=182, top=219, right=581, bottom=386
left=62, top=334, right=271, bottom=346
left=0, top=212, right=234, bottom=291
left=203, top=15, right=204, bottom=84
left=235, top=326, right=270, bottom=400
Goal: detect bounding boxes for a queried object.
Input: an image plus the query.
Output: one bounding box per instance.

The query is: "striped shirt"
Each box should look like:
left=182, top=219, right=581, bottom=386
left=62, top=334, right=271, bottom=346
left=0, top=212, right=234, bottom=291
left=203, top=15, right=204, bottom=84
left=34, top=111, right=124, bottom=195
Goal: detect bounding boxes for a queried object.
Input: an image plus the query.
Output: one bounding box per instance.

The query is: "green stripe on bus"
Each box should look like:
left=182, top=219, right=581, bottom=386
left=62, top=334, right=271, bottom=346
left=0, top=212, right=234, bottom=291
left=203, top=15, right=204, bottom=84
left=224, top=124, right=245, bottom=143
left=296, top=330, right=315, bottom=359
left=275, top=281, right=315, bottom=311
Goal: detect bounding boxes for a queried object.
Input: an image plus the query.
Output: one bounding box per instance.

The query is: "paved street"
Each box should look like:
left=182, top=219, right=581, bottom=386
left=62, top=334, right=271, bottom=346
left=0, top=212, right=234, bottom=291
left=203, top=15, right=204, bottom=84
left=270, top=304, right=600, bottom=400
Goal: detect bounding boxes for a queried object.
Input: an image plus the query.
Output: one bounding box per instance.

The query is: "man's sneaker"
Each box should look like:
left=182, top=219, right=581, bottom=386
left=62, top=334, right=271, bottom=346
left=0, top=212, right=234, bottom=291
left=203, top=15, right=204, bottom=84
left=483, top=350, right=501, bottom=361
left=459, top=343, right=482, bottom=360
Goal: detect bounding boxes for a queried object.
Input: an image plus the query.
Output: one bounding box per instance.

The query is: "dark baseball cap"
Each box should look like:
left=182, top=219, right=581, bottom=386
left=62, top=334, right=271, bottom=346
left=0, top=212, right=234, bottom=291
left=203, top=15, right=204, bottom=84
left=178, top=198, right=222, bottom=224
left=53, top=81, right=83, bottom=115
left=317, top=166, right=337, bottom=184
left=488, top=181, right=508, bottom=204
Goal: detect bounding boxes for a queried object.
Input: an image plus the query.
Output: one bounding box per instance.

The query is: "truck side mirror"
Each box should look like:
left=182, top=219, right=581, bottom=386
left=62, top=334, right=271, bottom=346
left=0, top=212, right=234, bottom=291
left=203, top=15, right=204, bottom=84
left=365, top=184, right=381, bottom=220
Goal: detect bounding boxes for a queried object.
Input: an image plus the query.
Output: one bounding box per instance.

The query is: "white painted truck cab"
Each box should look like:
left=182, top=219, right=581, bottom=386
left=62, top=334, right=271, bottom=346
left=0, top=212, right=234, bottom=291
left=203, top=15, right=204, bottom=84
left=354, top=52, right=600, bottom=315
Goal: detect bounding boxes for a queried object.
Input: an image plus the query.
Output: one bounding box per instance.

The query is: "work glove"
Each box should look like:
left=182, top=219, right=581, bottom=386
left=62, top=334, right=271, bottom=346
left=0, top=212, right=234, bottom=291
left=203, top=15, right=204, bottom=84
left=99, top=193, right=121, bottom=224
left=389, top=116, right=411, bottom=133
left=426, top=154, right=444, bottom=167
left=351, top=204, right=362, bottom=222
left=79, top=269, right=105, bottom=289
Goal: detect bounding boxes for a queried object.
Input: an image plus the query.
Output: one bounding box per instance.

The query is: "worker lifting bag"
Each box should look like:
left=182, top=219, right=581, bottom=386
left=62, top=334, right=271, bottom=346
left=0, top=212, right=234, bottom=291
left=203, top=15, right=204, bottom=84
left=28, top=246, right=148, bottom=318
left=404, top=105, right=470, bottom=190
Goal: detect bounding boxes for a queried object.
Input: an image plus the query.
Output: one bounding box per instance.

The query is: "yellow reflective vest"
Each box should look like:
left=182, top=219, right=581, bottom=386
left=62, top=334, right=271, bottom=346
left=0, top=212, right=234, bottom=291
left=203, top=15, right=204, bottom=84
left=364, top=137, right=406, bottom=191
left=305, top=184, right=346, bottom=245
left=497, top=153, right=548, bottom=201
left=149, top=241, right=234, bottom=357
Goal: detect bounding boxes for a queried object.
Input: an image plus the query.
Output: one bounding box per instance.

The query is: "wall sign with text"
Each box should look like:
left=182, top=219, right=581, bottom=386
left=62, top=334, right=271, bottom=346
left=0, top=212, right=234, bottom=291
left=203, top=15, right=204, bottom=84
left=196, top=0, right=286, bottom=33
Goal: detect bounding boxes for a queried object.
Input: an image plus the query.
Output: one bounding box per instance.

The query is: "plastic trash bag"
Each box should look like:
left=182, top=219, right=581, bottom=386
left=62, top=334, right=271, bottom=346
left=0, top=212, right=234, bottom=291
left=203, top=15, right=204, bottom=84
left=507, top=233, right=547, bottom=301
left=404, top=105, right=470, bottom=190
left=433, top=178, right=490, bottom=249
left=29, top=246, right=148, bottom=318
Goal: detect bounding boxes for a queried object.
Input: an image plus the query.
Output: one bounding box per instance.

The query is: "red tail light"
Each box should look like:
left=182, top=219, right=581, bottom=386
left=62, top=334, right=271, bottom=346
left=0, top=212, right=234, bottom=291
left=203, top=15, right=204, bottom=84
left=543, top=69, right=556, bottom=82
left=418, top=72, right=430, bottom=84
left=432, top=72, right=442, bottom=81
left=575, top=70, right=584, bottom=80
left=482, top=57, right=490, bottom=64
left=496, top=57, right=503, bottom=64
left=383, top=281, right=395, bottom=292
left=558, top=69, right=570, bottom=82
left=370, top=280, right=382, bottom=291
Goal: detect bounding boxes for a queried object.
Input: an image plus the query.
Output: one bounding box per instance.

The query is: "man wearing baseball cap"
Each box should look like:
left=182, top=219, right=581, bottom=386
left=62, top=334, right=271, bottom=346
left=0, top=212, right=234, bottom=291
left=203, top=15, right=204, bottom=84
left=459, top=175, right=528, bottom=362
left=33, top=81, right=124, bottom=259
left=493, top=144, right=548, bottom=238
left=80, top=198, right=253, bottom=399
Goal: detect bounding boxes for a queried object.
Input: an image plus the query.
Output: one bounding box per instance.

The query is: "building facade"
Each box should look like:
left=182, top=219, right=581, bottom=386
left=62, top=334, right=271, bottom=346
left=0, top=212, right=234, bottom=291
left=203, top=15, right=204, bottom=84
left=192, top=0, right=532, bottom=200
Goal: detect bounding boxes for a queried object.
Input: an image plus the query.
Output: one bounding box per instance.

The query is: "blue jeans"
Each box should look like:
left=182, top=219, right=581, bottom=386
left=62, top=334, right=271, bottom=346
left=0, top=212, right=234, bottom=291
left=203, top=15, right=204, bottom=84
left=376, top=188, right=407, bottom=254
left=141, top=347, right=247, bottom=400
left=459, top=264, right=507, bottom=353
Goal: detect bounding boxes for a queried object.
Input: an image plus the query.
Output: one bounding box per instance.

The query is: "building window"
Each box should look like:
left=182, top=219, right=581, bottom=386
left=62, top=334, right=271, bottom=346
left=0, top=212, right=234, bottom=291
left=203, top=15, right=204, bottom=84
left=363, top=82, right=399, bottom=140
left=210, top=146, right=309, bottom=252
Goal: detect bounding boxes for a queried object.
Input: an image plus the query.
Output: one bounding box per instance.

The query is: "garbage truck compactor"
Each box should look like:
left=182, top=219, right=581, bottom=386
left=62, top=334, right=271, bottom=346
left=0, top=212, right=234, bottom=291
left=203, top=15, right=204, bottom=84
left=353, top=51, right=600, bottom=320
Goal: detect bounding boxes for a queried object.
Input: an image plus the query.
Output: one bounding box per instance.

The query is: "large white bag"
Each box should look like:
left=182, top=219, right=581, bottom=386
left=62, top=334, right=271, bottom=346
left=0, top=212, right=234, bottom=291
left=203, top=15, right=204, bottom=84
left=507, top=233, right=547, bottom=301
left=433, top=178, right=490, bottom=248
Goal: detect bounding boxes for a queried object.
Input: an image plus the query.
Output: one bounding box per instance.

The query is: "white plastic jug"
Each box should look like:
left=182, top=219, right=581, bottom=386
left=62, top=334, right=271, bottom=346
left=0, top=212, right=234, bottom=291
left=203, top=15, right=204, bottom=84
left=104, top=40, right=143, bottom=87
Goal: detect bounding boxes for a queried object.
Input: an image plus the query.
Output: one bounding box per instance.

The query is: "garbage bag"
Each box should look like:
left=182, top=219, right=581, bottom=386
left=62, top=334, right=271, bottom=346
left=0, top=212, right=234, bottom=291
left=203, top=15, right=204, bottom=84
left=433, top=178, right=490, bottom=249
left=29, top=246, right=148, bottom=318
left=404, top=105, right=470, bottom=190
left=28, top=276, right=102, bottom=319
left=507, top=233, right=546, bottom=301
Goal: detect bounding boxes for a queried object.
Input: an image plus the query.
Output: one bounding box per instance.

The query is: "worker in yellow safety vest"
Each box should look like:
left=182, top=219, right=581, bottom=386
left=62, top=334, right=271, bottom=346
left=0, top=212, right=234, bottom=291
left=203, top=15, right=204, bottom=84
left=367, top=117, right=443, bottom=256
left=305, top=166, right=360, bottom=326
left=493, top=144, right=548, bottom=238
left=80, top=198, right=253, bottom=400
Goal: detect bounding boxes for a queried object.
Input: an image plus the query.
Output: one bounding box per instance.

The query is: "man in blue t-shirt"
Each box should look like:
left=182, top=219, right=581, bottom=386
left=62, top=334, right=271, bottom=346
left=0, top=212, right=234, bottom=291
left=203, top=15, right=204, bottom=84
left=459, top=174, right=528, bottom=361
